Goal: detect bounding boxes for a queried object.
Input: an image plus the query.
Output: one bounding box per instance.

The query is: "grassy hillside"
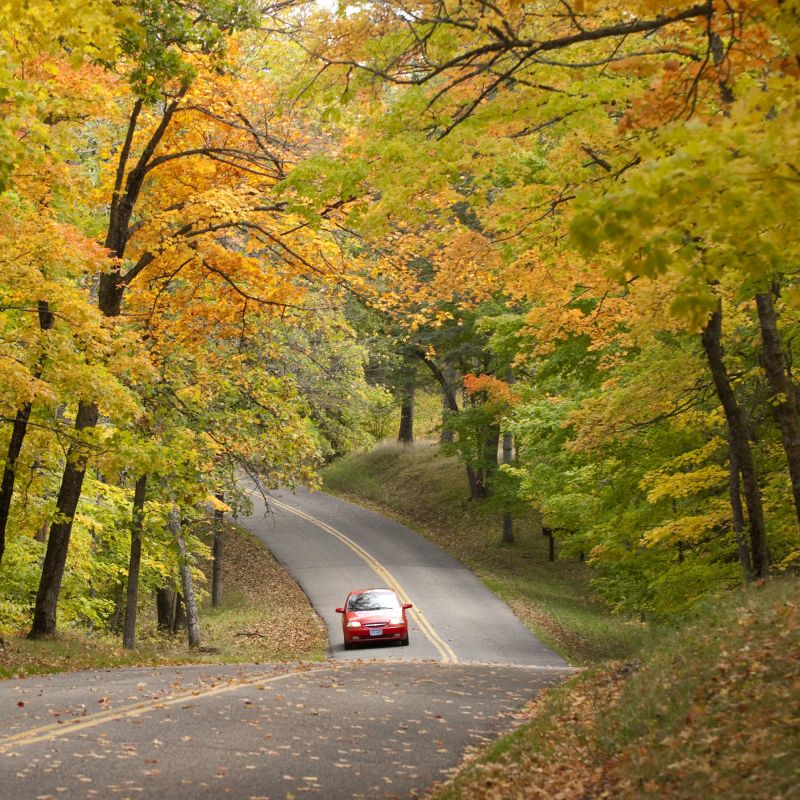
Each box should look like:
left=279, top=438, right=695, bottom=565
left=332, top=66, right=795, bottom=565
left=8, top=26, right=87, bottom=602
left=430, top=577, right=799, bottom=800
left=0, top=524, right=327, bottom=678
left=323, top=442, right=648, bottom=664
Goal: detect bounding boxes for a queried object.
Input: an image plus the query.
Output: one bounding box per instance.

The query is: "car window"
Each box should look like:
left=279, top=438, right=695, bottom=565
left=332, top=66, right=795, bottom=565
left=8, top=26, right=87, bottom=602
left=347, top=591, right=400, bottom=611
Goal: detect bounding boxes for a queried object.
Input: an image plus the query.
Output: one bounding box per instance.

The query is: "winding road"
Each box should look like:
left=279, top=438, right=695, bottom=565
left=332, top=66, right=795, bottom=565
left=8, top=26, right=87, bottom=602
left=0, top=487, right=570, bottom=799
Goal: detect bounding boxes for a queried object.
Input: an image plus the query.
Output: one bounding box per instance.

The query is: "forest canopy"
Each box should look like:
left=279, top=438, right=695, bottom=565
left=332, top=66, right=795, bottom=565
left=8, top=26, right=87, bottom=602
left=0, top=0, right=798, bottom=639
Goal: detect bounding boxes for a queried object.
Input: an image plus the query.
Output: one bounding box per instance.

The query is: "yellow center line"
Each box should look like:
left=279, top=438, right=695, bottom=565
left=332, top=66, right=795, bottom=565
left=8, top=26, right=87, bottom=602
left=268, top=496, right=459, bottom=665
left=0, top=666, right=333, bottom=752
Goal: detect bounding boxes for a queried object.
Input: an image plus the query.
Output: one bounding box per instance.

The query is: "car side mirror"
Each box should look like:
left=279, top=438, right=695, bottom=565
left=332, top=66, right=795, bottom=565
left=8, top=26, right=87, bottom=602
left=335, top=607, right=344, bottom=614
left=402, top=603, right=413, bottom=609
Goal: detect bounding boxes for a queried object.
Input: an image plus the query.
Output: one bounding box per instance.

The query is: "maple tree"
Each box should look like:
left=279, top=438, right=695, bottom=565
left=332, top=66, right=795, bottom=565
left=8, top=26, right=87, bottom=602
left=2, top=0, right=798, bottom=640
left=0, top=0, right=383, bottom=642
left=287, top=0, right=800, bottom=610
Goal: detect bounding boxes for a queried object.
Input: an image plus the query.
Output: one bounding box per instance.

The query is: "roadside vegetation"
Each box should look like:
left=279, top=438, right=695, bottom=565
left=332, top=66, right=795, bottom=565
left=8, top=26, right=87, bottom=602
left=0, top=525, right=326, bottom=679
left=429, top=577, right=799, bottom=800
left=324, top=441, right=649, bottom=665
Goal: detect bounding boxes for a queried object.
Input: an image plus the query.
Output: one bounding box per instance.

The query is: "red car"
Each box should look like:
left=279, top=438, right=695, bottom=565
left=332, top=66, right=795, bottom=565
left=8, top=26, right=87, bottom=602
left=336, top=588, right=412, bottom=649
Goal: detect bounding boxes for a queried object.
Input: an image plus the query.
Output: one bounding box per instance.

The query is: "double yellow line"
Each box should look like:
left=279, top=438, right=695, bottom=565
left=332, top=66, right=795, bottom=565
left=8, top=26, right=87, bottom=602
left=268, top=496, right=458, bottom=664
left=0, top=666, right=332, bottom=753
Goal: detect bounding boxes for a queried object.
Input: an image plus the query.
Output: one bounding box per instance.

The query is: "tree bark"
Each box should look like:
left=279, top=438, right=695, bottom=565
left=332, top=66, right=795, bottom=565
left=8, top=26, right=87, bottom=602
left=465, top=465, right=481, bottom=500
left=476, top=423, right=501, bottom=498
left=542, top=527, right=556, bottom=562
left=30, top=95, right=187, bottom=636
left=122, top=475, right=147, bottom=649
left=28, top=400, right=100, bottom=638
left=755, top=288, right=800, bottom=529
left=172, top=592, right=186, bottom=634
left=108, top=582, right=125, bottom=633
left=439, top=363, right=457, bottom=443
left=169, top=507, right=201, bottom=649
left=727, top=430, right=753, bottom=582
left=212, top=493, right=224, bottom=609
left=156, top=587, right=175, bottom=632
left=700, top=303, right=769, bottom=578
left=398, top=379, right=415, bottom=445
left=415, top=349, right=460, bottom=413
left=501, top=429, right=514, bottom=544
left=0, top=301, right=54, bottom=567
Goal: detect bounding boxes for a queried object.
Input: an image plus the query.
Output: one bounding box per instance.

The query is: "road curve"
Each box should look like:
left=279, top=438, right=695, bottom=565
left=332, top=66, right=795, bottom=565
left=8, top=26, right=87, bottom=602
left=239, top=485, right=568, bottom=669
left=0, top=488, right=573, bottom=800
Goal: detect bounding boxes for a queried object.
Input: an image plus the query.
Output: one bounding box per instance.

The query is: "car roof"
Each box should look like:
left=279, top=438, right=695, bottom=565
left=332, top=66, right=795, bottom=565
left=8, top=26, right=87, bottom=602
left=348, top=587, right=395, bottom=596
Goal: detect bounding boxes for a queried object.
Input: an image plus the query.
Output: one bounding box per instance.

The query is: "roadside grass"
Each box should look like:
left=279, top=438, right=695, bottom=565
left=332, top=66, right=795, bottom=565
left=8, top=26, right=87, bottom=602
left=429, top=577, right=800, bottom=800
left=323, top=442, right=647, bottom=664
left=0, top=524, right=327, bottom=679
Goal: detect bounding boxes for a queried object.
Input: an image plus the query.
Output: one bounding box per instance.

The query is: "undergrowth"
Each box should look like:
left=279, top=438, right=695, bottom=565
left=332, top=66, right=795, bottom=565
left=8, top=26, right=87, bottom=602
left=0, top=525, right=327, bottom=679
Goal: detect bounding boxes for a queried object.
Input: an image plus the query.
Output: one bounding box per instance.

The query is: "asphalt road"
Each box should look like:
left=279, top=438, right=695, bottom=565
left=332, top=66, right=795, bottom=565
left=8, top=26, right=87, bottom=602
left=0, top=661, right=565, bottom=799
left=1, top=487, right=571, bottom=799
left=240, top=485, right=568, bottom=668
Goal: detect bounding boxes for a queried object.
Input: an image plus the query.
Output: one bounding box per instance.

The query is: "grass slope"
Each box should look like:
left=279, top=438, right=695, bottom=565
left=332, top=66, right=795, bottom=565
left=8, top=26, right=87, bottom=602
left=0, top=524, right=327, bottom=679
left=323, top=442, right=647, bottom=664
left=430, top=578, right=799, bottom=800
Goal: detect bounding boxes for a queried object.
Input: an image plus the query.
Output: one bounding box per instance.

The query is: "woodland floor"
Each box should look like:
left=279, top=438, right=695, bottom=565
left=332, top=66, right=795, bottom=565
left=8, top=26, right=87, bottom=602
left=0, top=523, right=327, bottom=679
left=428, top=577, right=800, bottom=800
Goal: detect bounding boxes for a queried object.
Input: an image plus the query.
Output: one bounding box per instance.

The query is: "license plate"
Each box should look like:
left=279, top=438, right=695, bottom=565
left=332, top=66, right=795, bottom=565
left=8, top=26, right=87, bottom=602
left=369, top=628, right=383, bottom=637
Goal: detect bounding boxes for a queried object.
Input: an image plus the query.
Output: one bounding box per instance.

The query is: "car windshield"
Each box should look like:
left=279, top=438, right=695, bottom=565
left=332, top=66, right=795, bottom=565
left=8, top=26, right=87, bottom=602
left=347, top=591, right=400, bottom=612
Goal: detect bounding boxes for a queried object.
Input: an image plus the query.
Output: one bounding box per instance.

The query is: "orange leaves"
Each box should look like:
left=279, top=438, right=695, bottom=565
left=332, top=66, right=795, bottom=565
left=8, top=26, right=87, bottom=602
left=464, top=373, right=518, bottom=407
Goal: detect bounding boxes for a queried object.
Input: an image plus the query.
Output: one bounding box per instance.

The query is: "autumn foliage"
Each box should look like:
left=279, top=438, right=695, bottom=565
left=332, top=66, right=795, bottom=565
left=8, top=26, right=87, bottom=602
left=1, top=0, right=798, bottom=657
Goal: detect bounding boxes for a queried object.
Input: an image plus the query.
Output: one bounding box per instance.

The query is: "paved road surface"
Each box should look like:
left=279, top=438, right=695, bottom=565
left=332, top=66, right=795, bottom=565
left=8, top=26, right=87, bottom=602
left=0, top=487, right=571, bottom=799
left=0, top=661, right=565, bottom=799
left=240, top=485, right=567, bottom=668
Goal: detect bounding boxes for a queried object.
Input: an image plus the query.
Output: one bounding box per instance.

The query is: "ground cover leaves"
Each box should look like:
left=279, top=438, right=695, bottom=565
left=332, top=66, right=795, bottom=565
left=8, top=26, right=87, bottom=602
left=430, top=579, right=800, bottom=800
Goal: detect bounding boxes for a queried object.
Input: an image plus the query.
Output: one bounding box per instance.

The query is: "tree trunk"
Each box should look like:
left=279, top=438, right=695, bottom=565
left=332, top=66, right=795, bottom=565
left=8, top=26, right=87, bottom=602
left=122, top=475, right=147, bottom=649
left=398, top=380, right=415, bottom=445
left=440, top=394, right=455, bottom=444
left=542, top=527, right=556, bottom=562
left=0, top=301, right=54, bottom=567
left=440, top=362, right=457, bottom=444
left=700, top=303, right=769, bottom=578
left=501, top=429, right=514, bottom=544
left=34, top=520, right=48, bottom=543
left=755, top=289, right=800, bottom=528
left=727, top=430, right=753, bottom=582
left=108, top=582, right=125, bottom=633
left=502, top=513, right=514, bottom=545
left=29, top=97, right=185, bottom=633
left=477, top=423, right=501, bottom=498
left=156, top=587, right=175, bottom=632
left=169, top=507, right=201, bottom=649
left=172, top=592, right=186, bottom=634
left=212, top=493, right=224, bottom=609
left=28, top=400, right=100, bottom=639
left=465, top=465, right=481, bottom=500
left=0, top=405, right=34, bottom=568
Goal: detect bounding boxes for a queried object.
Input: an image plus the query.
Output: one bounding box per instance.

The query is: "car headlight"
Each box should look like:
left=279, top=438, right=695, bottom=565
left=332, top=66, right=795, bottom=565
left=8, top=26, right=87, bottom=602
left=346, top=620, right=361, bottom=628
left=388, top=617, right=403, bottom=625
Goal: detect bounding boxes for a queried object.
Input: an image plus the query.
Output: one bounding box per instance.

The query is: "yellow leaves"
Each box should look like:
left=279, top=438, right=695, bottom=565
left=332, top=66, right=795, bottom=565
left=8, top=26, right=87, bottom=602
left=464, top=373, right=518, bottom=407
left=641, top=501, right=730, bottom=548
left=206, top=494, right=232, bottom=513
left=643, top=464, right=729, bottom=504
